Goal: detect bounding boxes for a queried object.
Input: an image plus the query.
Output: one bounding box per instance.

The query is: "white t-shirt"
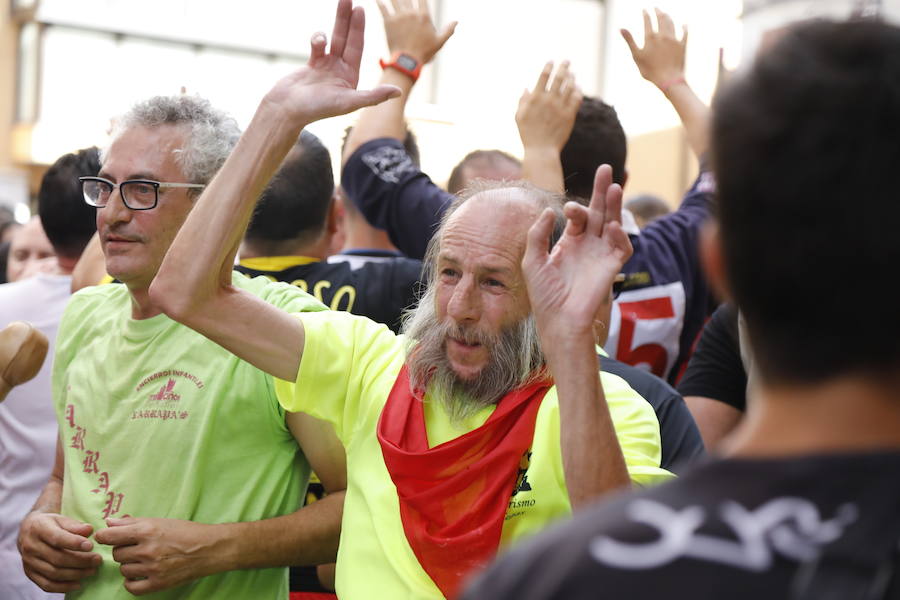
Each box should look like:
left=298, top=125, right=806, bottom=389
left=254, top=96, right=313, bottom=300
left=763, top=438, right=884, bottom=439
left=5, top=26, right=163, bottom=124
left=0, top=274, right=71, bottom=600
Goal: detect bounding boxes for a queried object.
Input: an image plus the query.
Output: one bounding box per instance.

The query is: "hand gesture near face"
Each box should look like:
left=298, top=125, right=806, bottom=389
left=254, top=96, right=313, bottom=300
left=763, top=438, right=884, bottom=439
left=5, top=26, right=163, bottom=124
left=523, top=165, right=632, bottom=341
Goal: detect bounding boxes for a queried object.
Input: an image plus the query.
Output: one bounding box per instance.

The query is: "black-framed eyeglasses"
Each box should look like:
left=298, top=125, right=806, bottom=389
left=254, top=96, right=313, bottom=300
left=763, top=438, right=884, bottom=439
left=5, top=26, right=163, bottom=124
left=79, top=176, right=205, bottom=211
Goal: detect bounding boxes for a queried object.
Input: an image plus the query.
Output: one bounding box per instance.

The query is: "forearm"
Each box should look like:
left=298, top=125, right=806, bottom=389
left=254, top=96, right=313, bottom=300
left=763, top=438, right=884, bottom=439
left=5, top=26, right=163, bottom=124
left=661, top=80, right=710, bottom=159
left=70, top=232, right=106, bottom=292
left=210, top=492, right=344, bottom=571
left=546, top=334, right=630, bottom=510
left=522, top=145, right=565, bottom=194
left=31, top=438, right=64, bottom=514
left=342, top=70, right=415, bottom=165
left=151, top=102, right=307, bottom=381
left=30, top=478, right=63, bottom=515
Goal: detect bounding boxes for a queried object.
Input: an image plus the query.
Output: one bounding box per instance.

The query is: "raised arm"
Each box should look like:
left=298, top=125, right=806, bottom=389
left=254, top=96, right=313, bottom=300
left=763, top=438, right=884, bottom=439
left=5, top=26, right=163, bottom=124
left=516, top=61, right=582, bottom=193
left=621, top=8, right=710, bottom=159
left=150, top=0, right=398, bottom=381
left=341, top=0, right=455, bottom=165
left=523, top=165, right=633, bottom=508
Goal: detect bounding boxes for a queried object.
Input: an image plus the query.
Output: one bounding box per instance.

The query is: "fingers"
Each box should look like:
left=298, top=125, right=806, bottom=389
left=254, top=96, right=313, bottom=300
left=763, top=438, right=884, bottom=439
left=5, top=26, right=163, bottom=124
left=438, top=21, right=458, bottom=47
left=642, top=9, right=653, bottom=37
left=589, top=164, right=613, bottom=216
left=587, top=165, right=623, bottom=237
left=603, top=183, right=623, bottom=233
left=534, top=61, right=552, bottom=92
left=524, top=208, right=558, bottom=266
left=350, top=84, right=403, bottom=111
left=655, top=8, right=676, bottom=38
left=375, top=0, right=390, bottom=19
left=24, top=564, right=89, bottom=594
left=95, top=520, right=142, bottom=547
left=329, top=0, right=353, bottom=58
left=309, top=32, right=328, bottom=62
left=549, top=61, right=570, bottom=94
left=620, top=28, right=640, bottom=55
left=342, top=6, right=367, bottom=74
left=563, top=202, right=590, bottom=238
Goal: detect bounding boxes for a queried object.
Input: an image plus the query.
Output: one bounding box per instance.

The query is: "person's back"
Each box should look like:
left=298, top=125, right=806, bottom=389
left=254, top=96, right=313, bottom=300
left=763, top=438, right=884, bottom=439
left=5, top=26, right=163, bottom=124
left=0, top=147, right=99, bottom=600
left=463, top=18, right=900, bottom=600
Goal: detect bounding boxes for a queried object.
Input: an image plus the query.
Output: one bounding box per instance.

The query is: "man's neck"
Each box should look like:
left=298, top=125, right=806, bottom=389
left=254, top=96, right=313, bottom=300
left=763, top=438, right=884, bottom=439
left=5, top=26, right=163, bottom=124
left=342, top=213, right=399, bottom=254
left=56, top=255, right=78, bottom=275
left=127, top=282, right=164, bottom=320
left=241, top=237, right=330, bottom=261
left=725, top=375, right=900, bottom=457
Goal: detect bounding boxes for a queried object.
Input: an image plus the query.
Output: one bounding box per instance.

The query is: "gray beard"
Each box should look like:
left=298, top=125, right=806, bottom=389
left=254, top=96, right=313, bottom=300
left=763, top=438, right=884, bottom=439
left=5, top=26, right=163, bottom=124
left=402, top=291, right=546, bottom=424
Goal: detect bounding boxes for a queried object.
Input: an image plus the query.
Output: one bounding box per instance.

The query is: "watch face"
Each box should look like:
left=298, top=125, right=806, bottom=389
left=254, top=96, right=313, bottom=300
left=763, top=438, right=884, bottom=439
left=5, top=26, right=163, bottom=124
left=397, top=55, right=418, bottom=70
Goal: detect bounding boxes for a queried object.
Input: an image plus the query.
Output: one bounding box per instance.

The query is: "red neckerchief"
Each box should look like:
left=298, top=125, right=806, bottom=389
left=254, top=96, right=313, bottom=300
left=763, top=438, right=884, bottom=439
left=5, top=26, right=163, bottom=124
left=377, top=364, right=551, bottom=598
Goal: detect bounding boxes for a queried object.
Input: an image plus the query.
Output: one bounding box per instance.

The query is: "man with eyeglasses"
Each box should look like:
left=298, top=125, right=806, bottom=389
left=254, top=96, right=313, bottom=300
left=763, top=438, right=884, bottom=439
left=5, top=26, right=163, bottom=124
left=15, top=20, right=392, bottom=593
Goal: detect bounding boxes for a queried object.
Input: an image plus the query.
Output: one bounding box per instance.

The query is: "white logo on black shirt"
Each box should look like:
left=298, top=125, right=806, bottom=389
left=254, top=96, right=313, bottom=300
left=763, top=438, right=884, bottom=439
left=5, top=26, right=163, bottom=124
left=589, top=497, right=857, bottom=572
left=361, top=147, right=416, bottom=183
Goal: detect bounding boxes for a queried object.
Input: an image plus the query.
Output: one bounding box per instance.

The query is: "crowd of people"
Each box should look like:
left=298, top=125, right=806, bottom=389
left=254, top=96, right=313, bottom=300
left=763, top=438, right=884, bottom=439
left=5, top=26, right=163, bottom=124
left=1, top=1, right=898, bottom=598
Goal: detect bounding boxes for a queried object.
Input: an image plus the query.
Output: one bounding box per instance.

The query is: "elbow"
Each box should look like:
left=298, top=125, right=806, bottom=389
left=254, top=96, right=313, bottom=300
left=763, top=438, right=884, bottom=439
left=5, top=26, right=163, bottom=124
left=148, top=273, right=196, bottom=324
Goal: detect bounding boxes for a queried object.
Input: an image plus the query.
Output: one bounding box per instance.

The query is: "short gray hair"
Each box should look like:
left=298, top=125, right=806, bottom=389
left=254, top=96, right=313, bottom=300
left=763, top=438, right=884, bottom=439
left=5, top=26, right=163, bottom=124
left=105, top=95, right=241, bottom=184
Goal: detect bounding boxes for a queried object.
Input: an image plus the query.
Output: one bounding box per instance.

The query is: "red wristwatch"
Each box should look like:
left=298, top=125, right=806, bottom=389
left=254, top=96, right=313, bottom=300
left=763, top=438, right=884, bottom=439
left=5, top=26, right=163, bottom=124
left=379, top=52, right=422, bottom=82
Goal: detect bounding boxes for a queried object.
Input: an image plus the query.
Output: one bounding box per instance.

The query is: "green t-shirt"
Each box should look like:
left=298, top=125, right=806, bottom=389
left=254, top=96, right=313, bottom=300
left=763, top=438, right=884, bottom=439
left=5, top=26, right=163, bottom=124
left=275, top=310, right=673, bottom=599
left=53, top=272, right=327, bottom=599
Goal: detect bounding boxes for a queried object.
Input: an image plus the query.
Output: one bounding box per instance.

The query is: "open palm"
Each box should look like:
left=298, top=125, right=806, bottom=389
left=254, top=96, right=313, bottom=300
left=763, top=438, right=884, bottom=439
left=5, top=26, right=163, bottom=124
left=265, top=0, right=399, bottom=125
left=523, top=165, right=633, bottom=336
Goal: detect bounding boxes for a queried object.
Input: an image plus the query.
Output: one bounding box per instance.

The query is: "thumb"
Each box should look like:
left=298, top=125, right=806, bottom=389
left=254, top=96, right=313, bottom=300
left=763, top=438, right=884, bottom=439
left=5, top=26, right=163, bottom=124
left=346, top=85, right=402, bottom=112
left=56, top=515, right=94, bottom=537
left=105, top=516, right=138, bottom=527
left=524, top=208, right=557, bottom=268
left=438, top=21, right=458, bottom=48
left=620, top=28, right=639, bottom=56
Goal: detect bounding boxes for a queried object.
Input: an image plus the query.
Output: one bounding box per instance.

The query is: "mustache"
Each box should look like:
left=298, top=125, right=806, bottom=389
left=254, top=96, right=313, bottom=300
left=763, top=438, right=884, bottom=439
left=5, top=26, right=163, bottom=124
left=443, top=322, right=495, bottom=347
left=103, top=225, right=143, bottom=243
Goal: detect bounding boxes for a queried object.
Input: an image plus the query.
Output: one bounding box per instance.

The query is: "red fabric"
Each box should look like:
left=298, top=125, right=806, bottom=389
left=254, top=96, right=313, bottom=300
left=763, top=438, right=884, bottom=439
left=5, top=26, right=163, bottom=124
left=377, top=365, right=551, bottom=599
left=289, top=593, right=336, bottom=600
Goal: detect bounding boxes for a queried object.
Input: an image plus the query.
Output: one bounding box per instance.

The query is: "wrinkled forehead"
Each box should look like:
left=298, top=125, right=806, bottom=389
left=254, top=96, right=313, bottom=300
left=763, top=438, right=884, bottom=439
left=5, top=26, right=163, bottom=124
left=445, top=188, right=543, bottom=233
left=437, top=188, right=544, bottom=267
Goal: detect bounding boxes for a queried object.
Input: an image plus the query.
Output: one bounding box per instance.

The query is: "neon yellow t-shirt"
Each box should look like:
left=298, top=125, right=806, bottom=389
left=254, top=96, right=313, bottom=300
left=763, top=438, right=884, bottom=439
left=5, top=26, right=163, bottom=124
left=53, top=272, right=327, bottom=599
left=275, top=310, right=673, bottom=599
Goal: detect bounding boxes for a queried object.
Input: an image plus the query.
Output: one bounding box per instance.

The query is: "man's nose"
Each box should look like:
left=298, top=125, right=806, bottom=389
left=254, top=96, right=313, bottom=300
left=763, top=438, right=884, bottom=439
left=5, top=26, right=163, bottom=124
left=446, top=275, right=480, bottom=323
left=99, top=186, right=133, bottom=226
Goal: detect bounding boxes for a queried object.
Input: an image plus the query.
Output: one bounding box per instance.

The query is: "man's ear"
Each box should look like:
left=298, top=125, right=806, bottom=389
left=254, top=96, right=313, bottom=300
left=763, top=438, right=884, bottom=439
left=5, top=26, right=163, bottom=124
left=327, top=192, right=344, bottom=235
left=700, top=221, right=731, bottom=302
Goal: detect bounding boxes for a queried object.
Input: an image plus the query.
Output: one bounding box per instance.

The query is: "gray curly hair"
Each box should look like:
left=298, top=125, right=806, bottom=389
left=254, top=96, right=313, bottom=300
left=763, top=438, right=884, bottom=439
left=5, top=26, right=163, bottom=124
left=104, top=95, right=241, bottom=184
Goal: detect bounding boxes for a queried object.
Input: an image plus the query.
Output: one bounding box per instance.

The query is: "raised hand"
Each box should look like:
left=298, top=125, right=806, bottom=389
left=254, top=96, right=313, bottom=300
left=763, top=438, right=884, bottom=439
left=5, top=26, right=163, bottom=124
left=523, top=164, right=632, bottom=340
left=621, top=8, right=688, bottom=91
left=516, top=61, right=583, bottom=154
left=263, top=0, right=400, bottom=126
left=18, top=512, right=101, bottom=593
left=95, top=517, right=217, bottom=596
left=377, top=0, right=457, bottom=64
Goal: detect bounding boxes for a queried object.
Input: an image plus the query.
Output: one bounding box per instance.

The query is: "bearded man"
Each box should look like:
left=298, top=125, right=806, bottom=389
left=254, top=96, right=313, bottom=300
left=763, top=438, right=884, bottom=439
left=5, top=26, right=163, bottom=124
left=150, top=2, right=671, bottom=597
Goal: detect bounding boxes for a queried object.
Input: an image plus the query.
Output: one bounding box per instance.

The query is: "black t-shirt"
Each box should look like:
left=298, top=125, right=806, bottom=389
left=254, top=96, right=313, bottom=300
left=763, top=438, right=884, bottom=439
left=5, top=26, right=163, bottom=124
left=677, top=302, right=747, bottom=411
left=463, top=452, right=900, bottom=600
left=236, top=256, right=422, bottom=333
left=602, top=356, right=705, bottom=474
